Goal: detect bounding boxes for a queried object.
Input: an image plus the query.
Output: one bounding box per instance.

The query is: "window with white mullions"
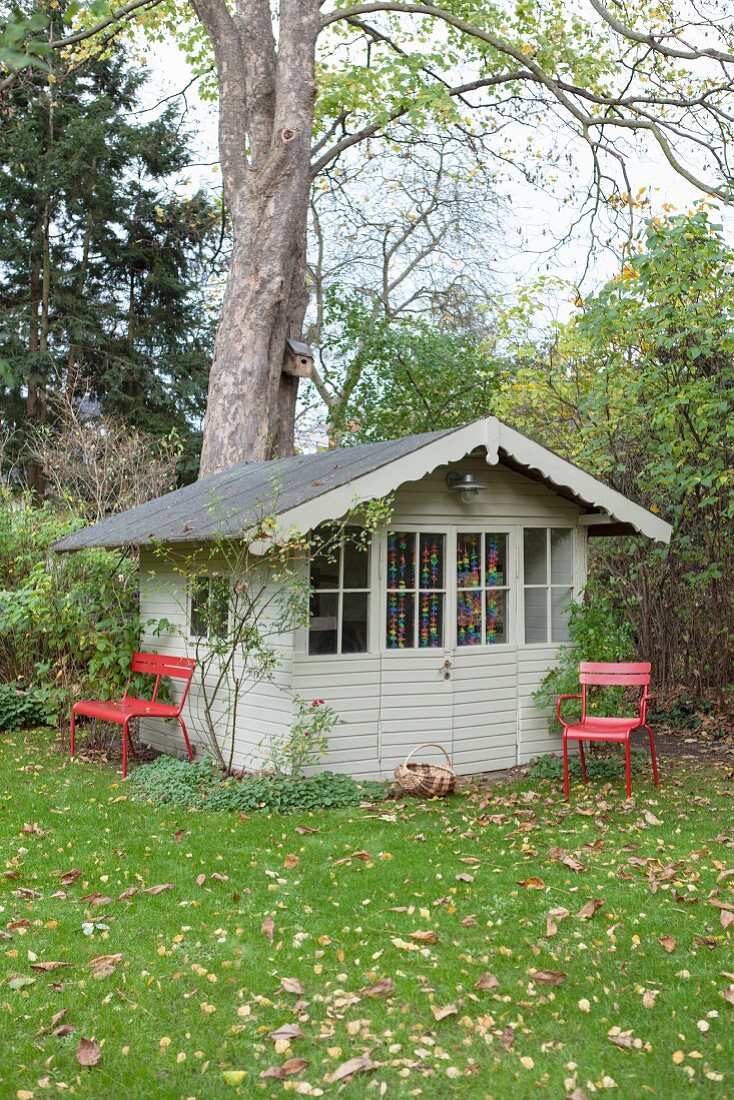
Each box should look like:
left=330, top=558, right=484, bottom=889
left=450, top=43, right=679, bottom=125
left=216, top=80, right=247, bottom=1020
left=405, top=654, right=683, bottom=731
left=456, top=532, right=510, bottom=645
left=523, top=527, right=574, bottom=643
left=386, top=531, right=445, bottom=648
left=189, top=575, right=230, bottom=639
left=308, top=528, right=370, bottom=655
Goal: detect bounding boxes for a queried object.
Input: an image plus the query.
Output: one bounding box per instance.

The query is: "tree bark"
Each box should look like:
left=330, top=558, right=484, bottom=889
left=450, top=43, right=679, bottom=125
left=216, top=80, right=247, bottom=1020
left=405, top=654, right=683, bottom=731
left=197, top=0, right=320, bottom=475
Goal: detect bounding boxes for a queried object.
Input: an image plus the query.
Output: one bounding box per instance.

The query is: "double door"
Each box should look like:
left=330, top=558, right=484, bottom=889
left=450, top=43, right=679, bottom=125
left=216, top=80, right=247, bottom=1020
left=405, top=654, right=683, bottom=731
left=379, top=526, right=519, bottom=776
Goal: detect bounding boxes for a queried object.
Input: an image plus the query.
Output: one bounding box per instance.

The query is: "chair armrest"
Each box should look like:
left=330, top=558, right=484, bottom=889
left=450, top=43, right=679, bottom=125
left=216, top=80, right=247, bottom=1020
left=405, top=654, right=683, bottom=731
left=556, top=694, right=582, bottom=727
left=640, top=693, right=656, bottom=722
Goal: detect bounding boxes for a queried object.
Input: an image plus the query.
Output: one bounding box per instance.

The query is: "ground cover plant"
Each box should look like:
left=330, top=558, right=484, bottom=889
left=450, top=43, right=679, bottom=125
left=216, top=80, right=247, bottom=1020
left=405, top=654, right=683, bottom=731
left=1, top=731, right=732, bottom=1099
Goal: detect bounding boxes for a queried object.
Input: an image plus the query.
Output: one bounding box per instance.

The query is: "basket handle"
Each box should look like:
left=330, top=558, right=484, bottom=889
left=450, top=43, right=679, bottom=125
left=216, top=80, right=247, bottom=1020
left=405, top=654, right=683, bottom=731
left=402, top=742, right=453, bottom=769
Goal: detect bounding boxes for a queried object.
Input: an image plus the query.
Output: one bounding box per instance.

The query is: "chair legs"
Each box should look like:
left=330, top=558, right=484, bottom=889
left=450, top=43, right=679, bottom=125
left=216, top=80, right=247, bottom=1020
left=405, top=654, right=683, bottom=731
left=578, top=741, right=588, bottom=784
left=178, top=717, right=195, bottom=763
left=624, top=738, right=632, bottom=799
left=70, top=708, right=76, bottom=760
left=563, top=734, right=570, bottom=800
left=644, top=724, right=660, bottom=786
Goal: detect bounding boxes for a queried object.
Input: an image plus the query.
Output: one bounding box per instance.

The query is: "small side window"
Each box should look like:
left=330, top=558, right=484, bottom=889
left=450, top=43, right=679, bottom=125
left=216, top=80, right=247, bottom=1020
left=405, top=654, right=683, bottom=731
left=190, top=575, right=229, bottom=639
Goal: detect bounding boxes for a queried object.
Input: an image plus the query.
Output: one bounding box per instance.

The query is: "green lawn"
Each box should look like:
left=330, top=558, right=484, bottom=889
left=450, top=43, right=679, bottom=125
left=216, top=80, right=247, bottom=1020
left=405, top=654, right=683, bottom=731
left=1, top=731, right=732, bottom=1100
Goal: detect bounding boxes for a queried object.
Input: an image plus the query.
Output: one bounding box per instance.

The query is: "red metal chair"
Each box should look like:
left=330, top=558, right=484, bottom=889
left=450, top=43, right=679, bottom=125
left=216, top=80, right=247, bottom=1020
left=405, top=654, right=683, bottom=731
left=71, top=652, right=196, bottom=778
left=557, top=661, right=659, bottom=799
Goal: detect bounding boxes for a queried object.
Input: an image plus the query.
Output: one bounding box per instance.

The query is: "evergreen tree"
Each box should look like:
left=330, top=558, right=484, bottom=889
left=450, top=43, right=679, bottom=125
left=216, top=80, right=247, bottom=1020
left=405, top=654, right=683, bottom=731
left=0, top=0, right=221, bottom=484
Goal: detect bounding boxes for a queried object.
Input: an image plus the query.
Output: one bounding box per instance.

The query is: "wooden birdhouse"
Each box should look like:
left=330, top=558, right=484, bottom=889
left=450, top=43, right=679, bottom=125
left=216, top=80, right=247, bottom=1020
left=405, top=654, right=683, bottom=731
left=282, top=338, right=315, bottom=379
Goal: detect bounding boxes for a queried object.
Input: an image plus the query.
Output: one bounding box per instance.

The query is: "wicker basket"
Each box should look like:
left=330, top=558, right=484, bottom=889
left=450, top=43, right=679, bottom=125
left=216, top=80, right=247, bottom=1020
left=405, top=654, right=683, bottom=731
left=394, top=743, right=457, bottom=798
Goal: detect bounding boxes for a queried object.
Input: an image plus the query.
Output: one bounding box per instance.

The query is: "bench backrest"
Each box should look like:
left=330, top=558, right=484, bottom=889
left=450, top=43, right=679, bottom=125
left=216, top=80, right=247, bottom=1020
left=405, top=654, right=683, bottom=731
left=127, top=651, right=197, bottom=708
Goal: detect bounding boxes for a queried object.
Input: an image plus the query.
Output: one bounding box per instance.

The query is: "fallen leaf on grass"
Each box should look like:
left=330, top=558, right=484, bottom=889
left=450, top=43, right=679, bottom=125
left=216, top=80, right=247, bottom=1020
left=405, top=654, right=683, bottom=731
left=325, top=1052, right=374, bottom=1083
left=268, top=1023, right=304, bottom=1042
left=547, top=847, right=585, bottom=872
left=53, top=1024, right=76, bottom=1037
left=283, top=854, right=300, bottom=869
left=88, top=954, right=122, bottom=980
left=577, top=898, right=604, bottom=920
left=196, top=874, right=206, bottom=887
left=262, top=918, right=275, bottom=942
left=643, top=810, right=662, bottom=826
left=30, top=961, right=67, bottom=972
left=363, top=978, right=396, bottom=997
left=260, top=1058, right=310, bottom=1079
left=8, top=976, right=36, bottom=990
left=59, top=869, right=82, bottom=886
left=474, top=972, right=499, bottom=991
left=280, top=977, right=304, bottom=995
left=723, top=986, right=734, bottom=1006
left=222, top=1070, right=246, bottom=1086
left=517, top=877, right=545, bottom=889
left=431, top=1004, right=457, bottom=1021
left=295, top=824, right=319, bottom=835
left=76, top=1038, right=101, bottom=1067
left=117, top=886, right=139, bottom=901
left=546, top=906, right=570, bottom=937
left=659, top=936, right=676, bottom=953
left=642, top=989, right=659, bottom=1008
left=144, top=883, right=173, bottom=895
left=456, top=873, right=475, bottom=883
left=531, top=970, right=567, bottom=986
left=721, top=910, right=734, bottom=930
left=409, top=930, right=438, bottom=944
left=501, top=1026, right=515, bottom=1051
left=352, top=850, right=372, bottom=861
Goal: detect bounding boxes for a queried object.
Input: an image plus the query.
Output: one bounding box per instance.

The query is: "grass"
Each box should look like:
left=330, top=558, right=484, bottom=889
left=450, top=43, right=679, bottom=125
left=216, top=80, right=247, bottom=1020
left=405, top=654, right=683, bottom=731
left=1, top=730, right=732, bottom=1100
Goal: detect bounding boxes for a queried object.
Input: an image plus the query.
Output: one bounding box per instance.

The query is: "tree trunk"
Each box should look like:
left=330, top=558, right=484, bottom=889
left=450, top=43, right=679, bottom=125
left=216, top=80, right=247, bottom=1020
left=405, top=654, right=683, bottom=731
left=196, top=0, right=319, bottom=477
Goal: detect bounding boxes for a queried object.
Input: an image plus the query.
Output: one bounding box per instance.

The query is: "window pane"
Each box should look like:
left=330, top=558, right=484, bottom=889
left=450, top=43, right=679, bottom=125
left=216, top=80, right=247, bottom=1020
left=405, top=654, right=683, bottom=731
left=209, top=576, right=230, bottom=639
left=551, top=586, right=573, bottom=642
left=485, top=534, right=507, bottom=587
left=343, top=531, right=369, bottom=589
left=190, top=577, right=210, bottom=637
left=524, top=587, right=548, bottom=643
left=418, top=592, right=443, bottom=648
left=524, top=528, right=547, bottom=584
left=551, top=528, right=573, bottom=585
left=342, top=592, right=368, bottom=653
left=457, top=590, right=483, bottom=646
left=419, top=533, right=444, bottom=590
left=457, top=533, right=482, bottom=588
left=309, top=591, right=338, bottom=654
left=386, top=591, right=414, bottom=648
left=485, top=590, right=507, bottom=644
left=387, top=531, right=415, bottom=590
left=309, top=538, right=339, bottom=589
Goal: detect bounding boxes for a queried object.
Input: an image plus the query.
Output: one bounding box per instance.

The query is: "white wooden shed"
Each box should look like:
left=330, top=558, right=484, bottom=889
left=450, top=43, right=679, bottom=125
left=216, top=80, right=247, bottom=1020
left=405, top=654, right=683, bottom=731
left=55, top=416, right=671, bottom=779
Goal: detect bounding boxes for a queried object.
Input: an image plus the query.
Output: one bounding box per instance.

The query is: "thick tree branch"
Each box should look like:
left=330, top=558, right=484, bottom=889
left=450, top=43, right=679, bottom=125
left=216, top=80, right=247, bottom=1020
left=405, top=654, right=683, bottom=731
left=233, top=0, right=277, bottom=167
left=587, top=0, right=734, bottom=64
left=190, top=0, right=249, bottom=215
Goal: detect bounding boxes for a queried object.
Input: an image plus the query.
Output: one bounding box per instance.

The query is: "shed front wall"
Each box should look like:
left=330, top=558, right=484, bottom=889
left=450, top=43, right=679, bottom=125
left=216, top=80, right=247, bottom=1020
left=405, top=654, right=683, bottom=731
left=138, top=455, right=586, bottom=779
left=294, top=455, right=587, bottom=779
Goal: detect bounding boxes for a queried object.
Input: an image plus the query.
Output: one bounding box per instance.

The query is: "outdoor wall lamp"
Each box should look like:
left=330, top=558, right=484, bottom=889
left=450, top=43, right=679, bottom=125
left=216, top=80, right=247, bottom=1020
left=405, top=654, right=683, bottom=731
left=445, top=471, right=486, bottom=503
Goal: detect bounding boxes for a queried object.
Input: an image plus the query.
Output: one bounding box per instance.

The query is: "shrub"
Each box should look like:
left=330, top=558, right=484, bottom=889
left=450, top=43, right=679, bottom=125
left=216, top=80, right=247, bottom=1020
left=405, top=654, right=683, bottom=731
left=129, top=754, right=387, bottom=814
left=0, top=494, right=148, bottom=728
left=533, top=586, right=636, bottom=730
left=0, top=683, right=54, bottom=732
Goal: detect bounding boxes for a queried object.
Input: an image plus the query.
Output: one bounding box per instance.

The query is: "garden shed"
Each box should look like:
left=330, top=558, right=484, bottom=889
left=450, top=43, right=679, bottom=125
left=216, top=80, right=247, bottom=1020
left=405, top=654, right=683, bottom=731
left=55, top=416, right=672, bottom=779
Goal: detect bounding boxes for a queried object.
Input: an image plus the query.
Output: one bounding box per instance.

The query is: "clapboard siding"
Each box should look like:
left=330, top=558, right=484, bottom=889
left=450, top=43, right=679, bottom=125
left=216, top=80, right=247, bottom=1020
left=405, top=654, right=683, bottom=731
left=138, top=549, right=293, bottom=770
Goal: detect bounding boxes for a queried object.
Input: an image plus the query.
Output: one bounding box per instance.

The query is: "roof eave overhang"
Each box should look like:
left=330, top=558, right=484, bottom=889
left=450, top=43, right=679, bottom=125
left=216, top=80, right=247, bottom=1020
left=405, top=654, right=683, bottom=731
left=270, top=417, right=672, bottom=546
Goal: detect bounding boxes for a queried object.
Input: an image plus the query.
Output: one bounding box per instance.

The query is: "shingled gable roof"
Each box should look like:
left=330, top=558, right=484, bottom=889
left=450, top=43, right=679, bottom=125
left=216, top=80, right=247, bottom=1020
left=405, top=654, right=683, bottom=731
left=53, top=416, right=672, bottom=552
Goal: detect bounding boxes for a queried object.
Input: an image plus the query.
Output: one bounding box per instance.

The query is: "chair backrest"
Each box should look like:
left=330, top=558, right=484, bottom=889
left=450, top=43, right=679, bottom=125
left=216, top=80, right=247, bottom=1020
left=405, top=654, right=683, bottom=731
left=579, top=661, right=651, bottom=687
left=128, top=651, right=197, bottom=707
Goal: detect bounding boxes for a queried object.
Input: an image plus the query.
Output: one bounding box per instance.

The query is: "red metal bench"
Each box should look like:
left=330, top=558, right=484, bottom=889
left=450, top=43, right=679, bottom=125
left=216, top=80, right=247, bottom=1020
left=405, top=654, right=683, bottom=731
left=71, top=652, right=196, bottom=778
left=557, top=661, right=659, bottom=799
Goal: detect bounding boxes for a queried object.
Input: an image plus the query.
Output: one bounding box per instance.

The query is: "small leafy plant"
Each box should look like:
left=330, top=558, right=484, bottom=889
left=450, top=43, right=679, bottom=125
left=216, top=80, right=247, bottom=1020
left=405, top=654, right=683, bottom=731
left=262, top=696, right=342, bottom=777
left=528, top=747, right=647, bottom=783
left=129, top=754, right=386, bottom=814
left=0, top=682, right=54, bottom=732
